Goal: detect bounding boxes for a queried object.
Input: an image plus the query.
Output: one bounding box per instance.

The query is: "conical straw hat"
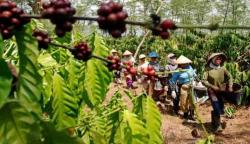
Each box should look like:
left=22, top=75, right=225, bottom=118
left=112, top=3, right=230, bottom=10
left=207, top=52, right=227, bottom=64
left=167, top=53, right=175, bottom=59
left=176, top=55, right=192, bottom=64
left=123, top=50, right=132, bottom=56
left=111, top=49, right=117, bottom=53
left=139, top=54, right=146, bottom=59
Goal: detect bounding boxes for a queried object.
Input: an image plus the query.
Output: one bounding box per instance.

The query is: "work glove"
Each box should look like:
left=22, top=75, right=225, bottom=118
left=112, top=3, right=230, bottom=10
left=171, top=91, right=177, bottom=99
left=228, top=86, right=233, bottom=92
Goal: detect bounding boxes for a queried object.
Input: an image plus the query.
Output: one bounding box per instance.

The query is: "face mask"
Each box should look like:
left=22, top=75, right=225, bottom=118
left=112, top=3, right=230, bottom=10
left=150, top=61, right=158, bottom=65
left=169, top=59, right=176, bottom=65
left=123, top=56, right=130, bottom=61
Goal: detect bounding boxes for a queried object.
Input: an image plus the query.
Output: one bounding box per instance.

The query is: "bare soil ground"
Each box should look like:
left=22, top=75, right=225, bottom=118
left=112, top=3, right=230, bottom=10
left=107, top=82, right=250, bottom=144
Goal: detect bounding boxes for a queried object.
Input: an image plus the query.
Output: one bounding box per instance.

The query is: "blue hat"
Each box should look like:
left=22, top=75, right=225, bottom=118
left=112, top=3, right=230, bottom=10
left=148, top=51, right=159, bottom=58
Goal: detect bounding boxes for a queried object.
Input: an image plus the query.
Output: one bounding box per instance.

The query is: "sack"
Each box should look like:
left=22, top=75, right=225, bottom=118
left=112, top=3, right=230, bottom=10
left=181, top=84, right=189, bottom=90
left=222, top=83, right=242, bottom=105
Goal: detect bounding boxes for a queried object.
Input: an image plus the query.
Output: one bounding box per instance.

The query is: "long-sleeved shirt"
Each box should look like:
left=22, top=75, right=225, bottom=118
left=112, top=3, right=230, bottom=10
left=170, top=65, right=196, bottom=85
left=203, top=67, right=233, bottom=89
left=165, top=64, right=178, bottom=71
left=149, top=62, right=160, bottom=72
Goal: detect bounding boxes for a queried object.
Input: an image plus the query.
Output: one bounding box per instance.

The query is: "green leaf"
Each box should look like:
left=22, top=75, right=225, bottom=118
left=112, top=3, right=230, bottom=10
left=105, top=92, right=124, bottom=144
left=130, top=94, right=162, bottom=144
left=84, top=33, right=112, bottom=107
left=122, top=110, right=148, bottom=144
left=15, top=24, right=43, bottom=114
left=0, top=59, right=13, bottom=108
left=38, top=53, right=58, bottom=67
left=65, top=59, right=85, bottom=103
left=41, top=122, right=83, bottom=144
left=52, top=74, right=78, bottom=130
left=2, top=40, right=17, bottom=60
left=89, top=118, right=107, bottom=144
left=41, top=70, right=53, bottom=106
left=31, top=19, right=46, bottom=31
left=54, top=32, right=71, bottom=45
left=107, top=111, right=123, bottom=144
left=144, top=96, right=163, bottom=144
left=132, top=93, right=146, bottom=121
left=0, top=102, right=41, bottom=144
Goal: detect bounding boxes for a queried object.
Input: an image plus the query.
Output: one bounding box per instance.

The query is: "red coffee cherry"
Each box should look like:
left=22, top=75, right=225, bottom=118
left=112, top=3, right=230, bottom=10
left=71, top=42, right=92, bottom=61
left=0, top=1, right=30, bottom=39
left=32, top=30, right=51, bottom=49
left=97, top=1, right=128, bottom=38
left=41, top=0, right=76, bottom=37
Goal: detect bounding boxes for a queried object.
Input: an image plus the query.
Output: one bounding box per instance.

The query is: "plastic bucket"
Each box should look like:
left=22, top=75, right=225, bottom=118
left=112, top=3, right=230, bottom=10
left=224, top=83, right=243, bottom=105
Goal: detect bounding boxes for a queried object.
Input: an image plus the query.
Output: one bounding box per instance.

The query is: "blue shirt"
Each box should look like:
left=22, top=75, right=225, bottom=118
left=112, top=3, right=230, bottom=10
left=170, top=65, right=196, bottom=85
left=149, top=62, right=160, bottom=72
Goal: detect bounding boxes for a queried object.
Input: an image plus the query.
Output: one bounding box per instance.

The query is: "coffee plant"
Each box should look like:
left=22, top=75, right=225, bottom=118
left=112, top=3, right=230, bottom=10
left=0, top=21, right=163, bottom=143
left=0, top=0, right=250, bottom=143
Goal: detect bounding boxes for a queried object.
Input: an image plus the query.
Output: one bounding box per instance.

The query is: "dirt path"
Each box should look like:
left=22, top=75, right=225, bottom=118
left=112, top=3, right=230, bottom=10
left=162, top=104, right=250, bottom=144
left=107, top=82, right=250, bottom=144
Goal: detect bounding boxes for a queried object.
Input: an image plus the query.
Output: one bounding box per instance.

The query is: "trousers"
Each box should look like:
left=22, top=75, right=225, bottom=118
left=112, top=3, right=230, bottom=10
left=208, top=88, right=224, bottom=116
left=179, top=84, right=194, bottom=113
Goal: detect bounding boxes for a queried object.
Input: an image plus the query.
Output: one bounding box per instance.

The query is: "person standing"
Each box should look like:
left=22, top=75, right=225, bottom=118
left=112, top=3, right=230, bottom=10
left=203, top=53, right=233, bottom=133
left=165, top=53, right=179, bottom=115
left=148, top=51, right=163, bottom=101
left=122, top=50, right=136, bottom=88
left=148, top=51, right=160, bottom=71
left=122, top=50, right=135, bottom=66
left=165, top=53, right=178, bottom=71
left=137, top=54, right=149, bottom=71
left=169, top=55, right=196, bottom=120
left=137, top=54, right=149, bottom=92
left=111, top=49, right=122, bottom=84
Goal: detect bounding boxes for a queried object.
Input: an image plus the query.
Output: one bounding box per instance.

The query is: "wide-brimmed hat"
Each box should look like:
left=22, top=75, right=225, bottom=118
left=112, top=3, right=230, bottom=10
left=148, top=51, right=159, bottom=58
left=111, top=49, right=117, bottom=53
left=176, top=55, right=192, bottom=64
left=139, top=54, right=146, bottom=59
left=123, top=50, right=132, bottom=56
left=207, top=52, right=227, bottom=65
left=167, top=53, right=175, bottom=59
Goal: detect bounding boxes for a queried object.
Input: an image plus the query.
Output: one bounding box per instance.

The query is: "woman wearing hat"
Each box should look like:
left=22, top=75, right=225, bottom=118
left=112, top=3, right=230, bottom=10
left=169, top=55, right=196, bottom=120
left=165, top=53, right=178, bottom=71
left=148, top=51, right=160, bottom=71
left=203, top=53, right=233, bottom=133
left=165, top=53, right=179, bottom=115
left=111, top=49, right=118, bottom=57
left=137, top=54, right=149, bottom=92
left=122, top=50, right=135, bottom=65
left=148, top=51, right=164, bottom=101
left=122, top=50, right=136, bottom=88
left=110, top=49, right=122, bottom=84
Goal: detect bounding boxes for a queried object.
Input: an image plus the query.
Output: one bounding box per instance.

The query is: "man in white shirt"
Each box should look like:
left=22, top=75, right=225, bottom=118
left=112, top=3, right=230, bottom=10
left=137, top=54, right=149, bottom=72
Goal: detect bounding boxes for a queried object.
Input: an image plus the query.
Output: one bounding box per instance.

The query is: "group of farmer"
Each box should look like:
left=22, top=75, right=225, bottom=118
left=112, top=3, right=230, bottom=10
left=111, top=49, right=233, bottom=133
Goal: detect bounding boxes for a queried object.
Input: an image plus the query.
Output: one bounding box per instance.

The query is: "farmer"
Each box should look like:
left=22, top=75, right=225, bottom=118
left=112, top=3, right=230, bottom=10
left=137, top=54, right=149, bottom=71
left=148, top=51, right=163, bottom=101
left=122, top=50, right=135, bottom=66
left=111, top=49, right=122, bottom=84
left=165, top=53, right=178, bottom=71
left=203, top=52, right=233, bottom=133
left=111, top=49, right=119, bottom=57
left=122, top=50, right=136, bottom=88
left=148, top=51, right=160, bottom=71
left=137, top=54, right=149, bottom=92
left=165, top=53, right=179, bottom=115
left=169, top=55, right=196, bottom=120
